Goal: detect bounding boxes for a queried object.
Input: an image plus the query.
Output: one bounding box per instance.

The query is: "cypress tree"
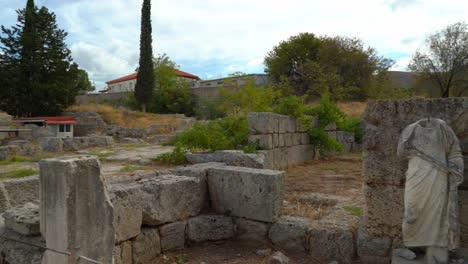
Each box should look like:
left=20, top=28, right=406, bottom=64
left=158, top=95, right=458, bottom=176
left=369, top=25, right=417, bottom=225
left=0, top=0, right=85, bottom=117
left=134, top=0, right=155, bottom=112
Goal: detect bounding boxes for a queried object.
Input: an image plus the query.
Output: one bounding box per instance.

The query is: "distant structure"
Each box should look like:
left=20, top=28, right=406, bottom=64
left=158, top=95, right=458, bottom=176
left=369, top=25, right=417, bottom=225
left=14, top=117, right=77, bottom=138
left=105, top=70, right=200, bottom=93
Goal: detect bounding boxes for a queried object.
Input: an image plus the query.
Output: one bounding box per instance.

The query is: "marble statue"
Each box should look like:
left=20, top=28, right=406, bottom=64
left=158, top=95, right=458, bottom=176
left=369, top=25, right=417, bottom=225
left=397, top=118, right=464, bottom=264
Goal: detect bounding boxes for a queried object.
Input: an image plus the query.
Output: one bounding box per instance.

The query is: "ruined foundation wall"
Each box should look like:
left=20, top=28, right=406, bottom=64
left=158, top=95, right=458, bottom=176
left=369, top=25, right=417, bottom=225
left=359, top=98, right=468, bottom=262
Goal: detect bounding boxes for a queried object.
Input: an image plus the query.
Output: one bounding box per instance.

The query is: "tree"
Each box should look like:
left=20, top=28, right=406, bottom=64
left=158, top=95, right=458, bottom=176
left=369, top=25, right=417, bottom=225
left=264, top=33, right=394, bottom=100
left=75, top=69, right=95, bottom=93
left=0, top=0, right=84, bottom=116
left=409, top=22, right=468, bottom=97
left=134, top=0, right=155, bottom=112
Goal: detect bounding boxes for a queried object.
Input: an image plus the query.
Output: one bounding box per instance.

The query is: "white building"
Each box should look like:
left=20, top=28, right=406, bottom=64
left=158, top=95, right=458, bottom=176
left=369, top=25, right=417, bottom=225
left=14, top=117, right=77, bottom=138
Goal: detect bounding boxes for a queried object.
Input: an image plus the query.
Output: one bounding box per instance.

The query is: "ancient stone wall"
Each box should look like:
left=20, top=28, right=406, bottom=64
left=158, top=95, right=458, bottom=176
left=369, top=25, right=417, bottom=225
left=359, top=98, right=468, bottom=263
left=39, top=136, right=114, bottom=152
left=0, top=176, right=38, bottom=213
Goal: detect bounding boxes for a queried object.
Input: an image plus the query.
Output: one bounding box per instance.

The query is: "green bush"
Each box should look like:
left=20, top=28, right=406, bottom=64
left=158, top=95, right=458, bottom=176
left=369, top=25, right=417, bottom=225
left=195, top=97, right=225, bottom=120
left=149, top=84, right=195, bottom=116
left=273, top=95, right=310, bottom=118
left=175, top=117, right=251, bottom=152
left=152, top=144, right=188, bottom=165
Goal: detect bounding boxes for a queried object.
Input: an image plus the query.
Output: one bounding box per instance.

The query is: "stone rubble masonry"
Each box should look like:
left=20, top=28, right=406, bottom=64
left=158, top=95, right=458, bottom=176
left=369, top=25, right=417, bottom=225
left=108, top=182, right=143, bottom=244
left=361, top=98, right=468, bottom=257
left=0, top=175, right=39, bottom=213
left=132, top=227, right=161, bottom=264
left=207, top=166, right=284, bottom=223
left=39, top=156, right=114, bottom=264
left=39, top=136, right=113, bottom=152
left=186, top=215, right=236, bottom=243
left=3, top=202, right=40, bottom=236
left=140, top=174, right=203, bottom=226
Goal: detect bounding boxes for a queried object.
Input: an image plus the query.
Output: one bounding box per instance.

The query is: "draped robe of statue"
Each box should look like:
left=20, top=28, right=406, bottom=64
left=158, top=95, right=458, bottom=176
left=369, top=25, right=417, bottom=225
left=397, top=118, right=464, bottom=251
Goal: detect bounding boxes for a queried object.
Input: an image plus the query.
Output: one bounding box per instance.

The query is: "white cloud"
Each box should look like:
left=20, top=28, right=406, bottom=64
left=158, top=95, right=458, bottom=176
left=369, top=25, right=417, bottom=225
left=2, top=0, right=468, bottom=89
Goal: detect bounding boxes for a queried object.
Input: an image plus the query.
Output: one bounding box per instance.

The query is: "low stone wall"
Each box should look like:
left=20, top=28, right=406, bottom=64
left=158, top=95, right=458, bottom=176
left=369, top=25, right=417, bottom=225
left=0, top=140, right=37, bottom=161
left=359, top=98, right=468, bottom=263
left=0, top=175, right=39, bottom=213
left=39, top=136, right=114, bottom=152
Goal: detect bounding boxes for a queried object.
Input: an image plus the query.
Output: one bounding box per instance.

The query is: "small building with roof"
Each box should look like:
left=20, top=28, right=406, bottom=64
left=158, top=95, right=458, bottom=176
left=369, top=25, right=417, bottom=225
left=106, top=70, right=200, bottom=93
left=14, top=117, right=78, bottom=138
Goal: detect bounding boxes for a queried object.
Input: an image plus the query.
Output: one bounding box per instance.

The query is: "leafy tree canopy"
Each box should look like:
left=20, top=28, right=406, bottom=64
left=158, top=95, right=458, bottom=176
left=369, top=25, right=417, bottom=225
left=0, top=0, right=86, bottom=116
left=264, top=33, right=394, bottom=100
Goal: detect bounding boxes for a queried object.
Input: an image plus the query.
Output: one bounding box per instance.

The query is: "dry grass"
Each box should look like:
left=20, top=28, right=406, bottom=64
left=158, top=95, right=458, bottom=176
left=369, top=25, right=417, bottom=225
left=336, top=101, right=368, bottom=118
left=67, top=104, right=182, bottom=129
left=282, top=197, right=329, bottom=220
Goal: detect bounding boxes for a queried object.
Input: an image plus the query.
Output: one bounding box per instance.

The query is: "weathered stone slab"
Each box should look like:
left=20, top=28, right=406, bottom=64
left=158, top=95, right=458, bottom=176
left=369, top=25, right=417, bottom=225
left=88, top=136, right=114, bottom=147
left=108, top=182, right=143, bottom=243
left=132, top=227, right=161, bottom=264
left=0, top=175, right=39, bottom=213
left=0, top=226, right=44, bottom=264
left=113, top=241, right=132, bottom=264
left=248, top=112, right=280, bottom=134
left=140, top=175, right=202, bottom=225
left=186, top=215, right=235, bottom=242
left=308, top=223, right=355, bottom=264
left=62, top=137, right=89, bottom=151
left=269, top=217, right=310, bottom=252
left=160, top=221, right=186, bottom=251
left=207, top=166, right=284, bottom=222
left=3, top=202, right=40, bottom=236
left=39, top=156, right=114, bottom=264
left=233, top=217, right=269, bottom=242
left=39, top=137, right=62, bottom=152
left=249, top=134, right=274, bottom=149
left=185, top=151, right=265, bottom=169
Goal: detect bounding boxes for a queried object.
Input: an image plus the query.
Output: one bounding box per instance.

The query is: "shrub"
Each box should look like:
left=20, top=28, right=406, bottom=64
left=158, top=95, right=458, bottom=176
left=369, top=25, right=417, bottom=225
left=152, top=144, right=188, bottom=165
left=273, top=95, right=310, bottom=118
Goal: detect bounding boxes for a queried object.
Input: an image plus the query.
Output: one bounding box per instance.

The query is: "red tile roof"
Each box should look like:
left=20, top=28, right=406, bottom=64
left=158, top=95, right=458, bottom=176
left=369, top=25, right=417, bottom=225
left=14, top=117, right=78, bottom=125
left=106, top=69, right=200, bottom=85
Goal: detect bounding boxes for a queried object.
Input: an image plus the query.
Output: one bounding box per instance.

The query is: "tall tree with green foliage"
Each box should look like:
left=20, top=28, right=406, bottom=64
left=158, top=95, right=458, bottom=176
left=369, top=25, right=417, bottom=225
left=409, top=22, right=468, bottom=98
left=264, top=33, right=394, bottom=100
left=0, top=0, right=84, bottom=116
left=134, top=0, right=155, bottom=112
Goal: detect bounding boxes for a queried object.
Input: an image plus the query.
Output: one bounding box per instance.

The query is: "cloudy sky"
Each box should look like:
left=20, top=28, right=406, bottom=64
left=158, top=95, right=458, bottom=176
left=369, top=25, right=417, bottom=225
left=1, top=0, right=467, bottom=89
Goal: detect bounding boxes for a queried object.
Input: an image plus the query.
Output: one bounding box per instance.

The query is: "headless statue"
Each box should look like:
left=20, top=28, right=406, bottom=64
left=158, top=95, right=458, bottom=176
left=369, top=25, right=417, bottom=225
left=397, top=118, right=464, bottom=264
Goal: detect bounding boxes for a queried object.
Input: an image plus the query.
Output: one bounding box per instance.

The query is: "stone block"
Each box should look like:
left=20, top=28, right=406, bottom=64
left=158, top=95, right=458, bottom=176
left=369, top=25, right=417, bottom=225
left=248, top=112, right=280, bottom=134
left=278, top=134, right=286, bottom=148
left=285, top=116, right=296, bottom=133
left=132, top=227, right=161, bottom=264
left=186, top=215, right=235, bottom=242
left=207, top=166, right=284, bottom=222
left=362, top=184, right=404, bottom=238
left=62, top=137, right=90, bottom=151
left=324, top=122, right=337, bottom=131
left=249, top=134, right=274, bottom=149
left=296, top=119, right=308, bottom=132
left=269, top=217, right=310, bottom=252
left=0, top=175, right=39, bottom=213
left=39, top=156, right=114, bottom=264
left=357, top=229, right=392, bottom=258
left=88, top=136, right=114, bottom=147
left=114, top=241, right=132, bottom=264
left=300, top=133, right=310, bottom=145
left=292, top=133, right=302, bottom=146
left=0, top=145, right=17, bottom=160
left=140, top=175, right=202, bottom=225
left=308, top=223, right=355, bottom=264
left=272, top=133, right=280, bottom=148
left=108, top=183, right=143, bottom=243
left=0, top=226, right=44, bottom=264
left=39, top=137, right=62, bottom=152
left=3, top=202, right=40, bottom=236
left=185, top=151, right=265, bottom=169
left=233, top=217, right=269, bottom=242
left=268, top=251, right=290, bottom=264
left=283, top=133, right=294, bottom=147
left=460, top=190, right=468, bottom=247
left=362, top=150, right=407, bottom=185
left=160, top=221, right=186, bottom=251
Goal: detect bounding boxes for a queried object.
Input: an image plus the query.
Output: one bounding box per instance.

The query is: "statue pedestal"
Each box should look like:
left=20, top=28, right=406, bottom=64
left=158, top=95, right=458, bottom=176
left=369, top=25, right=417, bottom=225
left=391, top=249, right=468, bottom=264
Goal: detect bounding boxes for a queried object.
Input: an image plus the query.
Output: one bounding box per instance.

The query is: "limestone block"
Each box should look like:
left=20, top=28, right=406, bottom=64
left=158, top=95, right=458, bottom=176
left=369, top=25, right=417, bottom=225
left=3, top=202, right=40, bottom=236
left=292, top=133, right=302, bottom=146
left=207, top=166, right=284, bottom=222
left=62, top=137, right=89, bottom=151
left=88, top=136, right=114, bottom=147
left=308, top=223, right=355, bottom=264
left=39, top=137, right=63, bottom=152
left=268, top=251, right=290, bottom=264
left=7, top=140, right=33, bottom=155
left=0, top=145, right=17, bottom=160
left=362, top=184, right=404, bottom=238
left=160, top=221, right=186, bottom=251
left=269, top=217, right=310, bottom=252
left=362, top=150, right=407, bottom=185
left=284, top=133, right=294, bottom=147
left=249, top=134, right=274, bottom=149
left=39, top=156, right=114, bottom=264
left=296, top=119, right=308, bottom=133
left=108, top=183, right=143, bottom=243
left=248, top=112, right=280, bottom=134
left=285, top=117, right=296, bottom=133
left=233, top=217, right=270, bottom=241
left=140, top=175, right=202, bottom=225
left=357, top=229, right=392, bottom=259
left=0, top=175, right=39, bottom=213
left=186, top=215, right=235, bottom=242
left=278, top=134, right=286, bottom=148
left=185, top=151, right=265, bottom=169
left=272, top=134, right=280, bottom=148
left=300, top=133, right=310, bottom=145
left=132, top=227, right=161, bottom=264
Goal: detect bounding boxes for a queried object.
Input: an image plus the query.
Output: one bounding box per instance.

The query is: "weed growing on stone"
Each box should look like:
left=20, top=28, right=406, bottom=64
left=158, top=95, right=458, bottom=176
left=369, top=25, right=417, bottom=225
left=343, top=205, right=362, bottom=217
left=1, top=168, right=38, bottom=179
left=152, top=145, right=188, bottom=165
left=119, top=165, right=144, bottom=172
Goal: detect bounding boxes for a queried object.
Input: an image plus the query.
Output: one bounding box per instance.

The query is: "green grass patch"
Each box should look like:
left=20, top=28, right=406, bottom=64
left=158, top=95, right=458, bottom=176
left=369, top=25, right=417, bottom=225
left=1, top=168, right=38, bottom=179
left=92, top=151, right=115, bottom=158
left=343, top=205, right=363, bottom=217
left=119, top=165, right=144, bottom=172
left=151, top=145, right=188, bottom=165
left=0, top=155, right=31, bottom=165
